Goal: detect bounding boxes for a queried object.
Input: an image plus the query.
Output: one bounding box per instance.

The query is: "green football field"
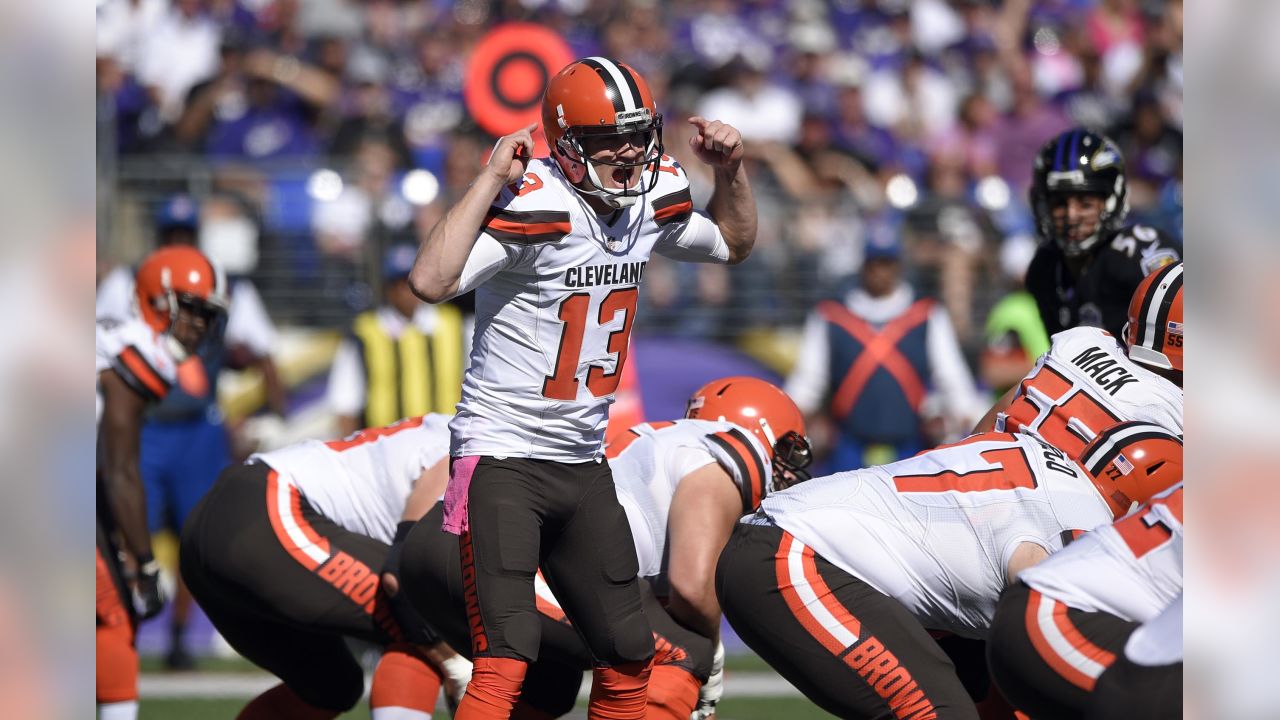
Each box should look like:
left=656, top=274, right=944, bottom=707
left=137, top=654, right=838, bottom=719
left=138, top=695, right=836, bottom=719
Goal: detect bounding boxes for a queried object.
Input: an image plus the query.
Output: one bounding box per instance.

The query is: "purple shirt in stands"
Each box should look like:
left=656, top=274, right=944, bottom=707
left=206, top=90, right=317, bottom=160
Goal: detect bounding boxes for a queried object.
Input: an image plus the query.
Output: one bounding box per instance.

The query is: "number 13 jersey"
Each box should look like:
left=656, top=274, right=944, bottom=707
left=448, top=157, right=730, bottom=460
left=759, top=432, right=1116, bottom=637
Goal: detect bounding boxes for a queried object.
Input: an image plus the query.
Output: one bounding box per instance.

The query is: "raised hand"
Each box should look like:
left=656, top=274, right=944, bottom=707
left=688, top=117, right=746, bottom=171
left=485, top=123, right=538, bottom=185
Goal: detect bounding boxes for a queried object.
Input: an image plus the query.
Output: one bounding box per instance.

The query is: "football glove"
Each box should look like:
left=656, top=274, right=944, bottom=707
left=133, top=557, right=167, bottom=620
left=690, top=640, right=725, bottom=720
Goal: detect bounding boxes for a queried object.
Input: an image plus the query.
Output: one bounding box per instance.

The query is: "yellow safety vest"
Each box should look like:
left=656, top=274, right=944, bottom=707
left=352, top=306, right=463, bottom=426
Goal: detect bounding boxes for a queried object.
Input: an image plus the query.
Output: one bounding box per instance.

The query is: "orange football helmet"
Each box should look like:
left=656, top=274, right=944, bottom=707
left=1078, top=421, right=1183, bottom=518
left=541, top=57, right=663, bottom=208
left=134, top=246, right=228, bottom=357
left=685, top=376, right=813, bottom=490
left=1124, top=262, right=1183, bottom=373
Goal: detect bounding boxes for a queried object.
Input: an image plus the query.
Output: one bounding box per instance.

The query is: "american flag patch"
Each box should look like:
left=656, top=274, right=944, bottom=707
left=1114, top=453, right=1135, bottom=475
left=1167, top=321, right=1184, bottom=335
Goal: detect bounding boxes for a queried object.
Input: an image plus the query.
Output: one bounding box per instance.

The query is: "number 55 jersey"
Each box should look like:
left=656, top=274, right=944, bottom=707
left=757, top=432, right=1117, bottom=637
left=999, top=326, right=1182, bottom=458
left=448, top=157, right=730, bottom=461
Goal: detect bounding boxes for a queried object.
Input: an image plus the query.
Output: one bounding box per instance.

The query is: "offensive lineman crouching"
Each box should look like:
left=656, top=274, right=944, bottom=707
left=179, top=415, right=470, bottom=720
left=716, top=423, right=1182, bottom=719
left=986, top=483, right=1183, bottom=719
left=397, top=378, right=813, bottom=718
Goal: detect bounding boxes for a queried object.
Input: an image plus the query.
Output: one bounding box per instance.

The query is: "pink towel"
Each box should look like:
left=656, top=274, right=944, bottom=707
left=442, top=456, right=480, bottom=535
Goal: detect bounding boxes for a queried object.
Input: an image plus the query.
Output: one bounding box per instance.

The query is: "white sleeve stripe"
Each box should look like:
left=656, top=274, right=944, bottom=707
left=1030, top=592, right=1111, bottom=684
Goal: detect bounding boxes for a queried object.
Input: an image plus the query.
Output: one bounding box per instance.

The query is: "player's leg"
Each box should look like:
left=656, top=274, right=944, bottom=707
left=97, top=539, right=138, bottom=720
left=402, top=505, right=586, bottom=719
left=540, top=459, right=654, bottom=720
left=986, top=582, right=1137, bottom=720
left=401, top=501, right=586, bottom=718
left=1085, top=656, right=1181, bottom=720
left=1086, top=595, right=1182, bottom=720
left=511, top=660, right=584, bottom=720
left=639, top=586, right=714, bottom=720
left=399, top=502, right=477, bottom=653
left=717, top=521, right=977, bottom=720
left=138, top=419, right=192, bottom=669
left=370, top=644, right=447, bottom=720
left=453, top=458, right=549, bottom=720
left=180, top=462, right=440, bottom=718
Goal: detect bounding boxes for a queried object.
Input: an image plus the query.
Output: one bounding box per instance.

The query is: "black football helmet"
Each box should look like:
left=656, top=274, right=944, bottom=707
left=1030, top=128, right=1129, bottom=258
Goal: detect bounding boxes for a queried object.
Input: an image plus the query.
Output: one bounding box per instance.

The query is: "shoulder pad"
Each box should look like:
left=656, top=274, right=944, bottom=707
left=702, top=421, right=772, bottom=513
left=649, top=155, right=693, bottom=227
left=483, top=159, right=571, bottom=245
left=1048, top=325, right=1120, bottom=357
left=99, top=318, right=177, bottom=402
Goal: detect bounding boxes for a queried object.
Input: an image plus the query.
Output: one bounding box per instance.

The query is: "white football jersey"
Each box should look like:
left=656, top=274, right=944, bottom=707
left=448, top=157, right=729, bottom=460
left=1124, top=592, right=1183, bottom=666
left=608, top=419, right=773, bottom=578
left=96, top=317, right=179, bottom=425
left=252, top=414, right=452, bottom=544
left=760, top=432, right=1114, bottom=637
left=1020, top=483, right=1183, bottom=623
left=999, top=327, right=1183, bottom=459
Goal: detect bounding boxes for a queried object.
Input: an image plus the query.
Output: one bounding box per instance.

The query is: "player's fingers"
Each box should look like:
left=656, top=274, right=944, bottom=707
left=688, top=116, right=708, bottom=129
left=518, top=123, right=538, bottom=151
left=381, top=572, right=400, bottom=597
left=711, top=124, right=735, bottom=149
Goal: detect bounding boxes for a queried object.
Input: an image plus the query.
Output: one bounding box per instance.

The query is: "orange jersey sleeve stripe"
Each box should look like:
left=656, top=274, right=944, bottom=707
left=116, top=345, right=171, bottom=401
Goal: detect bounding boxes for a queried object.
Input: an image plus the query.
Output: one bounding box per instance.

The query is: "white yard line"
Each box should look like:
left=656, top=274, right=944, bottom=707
left=140, top=670, right=802, bottom=700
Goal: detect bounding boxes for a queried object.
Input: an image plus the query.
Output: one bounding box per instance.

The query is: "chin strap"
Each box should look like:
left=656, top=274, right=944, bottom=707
left=582, top=161, right=647, bottom=208
left=555, top=144, right=651, bottom=209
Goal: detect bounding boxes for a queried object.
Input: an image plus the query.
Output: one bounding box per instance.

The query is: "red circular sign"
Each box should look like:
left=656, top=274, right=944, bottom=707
left=464, top=23, right=574, bottom=157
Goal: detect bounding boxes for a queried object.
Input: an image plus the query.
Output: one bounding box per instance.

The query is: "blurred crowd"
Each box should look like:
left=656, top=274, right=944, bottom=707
left=96, top=0, right=1184, bottom=359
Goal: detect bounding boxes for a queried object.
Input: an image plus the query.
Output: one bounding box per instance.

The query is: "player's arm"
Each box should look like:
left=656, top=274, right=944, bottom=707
left=973, top=384, right=1019, bottom=434
left=99, top=368, right=154, bottom=564
left=666, top=462, right=743, bottom=638
left=100, top=367, right=167, bottom=618
left=401, top=456, right=449, bottom=524
left=688, top=117, right=755, bottom=264
left=381, top=457, right=453, bottom=655
left=1006, top=541, right=1049, bottom=583
left=409, top=124, right=535, bottom=303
